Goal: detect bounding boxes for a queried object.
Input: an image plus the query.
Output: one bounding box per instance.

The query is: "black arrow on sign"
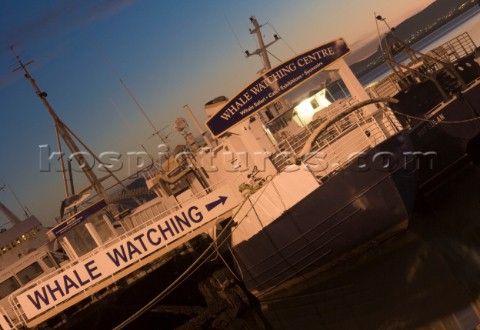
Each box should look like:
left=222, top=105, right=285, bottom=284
left=205, top=196, right=228, bottom=211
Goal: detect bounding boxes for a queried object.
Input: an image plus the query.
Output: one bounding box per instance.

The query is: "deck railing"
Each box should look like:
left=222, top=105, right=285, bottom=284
left=428, top=32, right=477, bottom=63
left=7, top=180, right=233, bottom=327
left=0, top=306, right=15, bottom=330
left=270, top=99, right=397, bottom=175
left=371, top=32, right=478, bottom=99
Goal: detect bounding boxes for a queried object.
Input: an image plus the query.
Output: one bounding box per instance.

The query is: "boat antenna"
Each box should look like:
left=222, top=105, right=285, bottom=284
left=0, top=176, right=30, bottom=217
left=10, top=46, right=127, bottom=202
left=374, top=12, right=385, bottom=55
left=118, top=78, right=171, bottom=147
left=375, top=14, right=395, bottom=33
left=224, top=14, right=246, bottom=54
left=245, top=16, right=280, bottom=74
left=267, top=21, right=297, bottom=55
left=109, top=97, right=156, bottom=163
left=87, top=35, right=170, bottom=147
left=373, top=13, right=406, bottom=82
left=375, top=13, right=398, bottom=56
left=244, top=16, right=290, bottom=119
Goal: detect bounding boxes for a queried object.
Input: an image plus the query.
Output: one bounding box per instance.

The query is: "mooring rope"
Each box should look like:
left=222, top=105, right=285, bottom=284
left=389, top=109, right=480, bottom=124
left=113, top=175, right=278, bottom=329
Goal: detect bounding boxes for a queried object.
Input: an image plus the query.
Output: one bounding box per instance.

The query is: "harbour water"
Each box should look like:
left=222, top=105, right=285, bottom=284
left=263, top=163, right=480, bottom=330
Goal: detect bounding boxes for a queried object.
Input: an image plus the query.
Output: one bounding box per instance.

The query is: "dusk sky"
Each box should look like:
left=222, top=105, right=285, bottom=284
left=0, top=0, right=447, bottom=226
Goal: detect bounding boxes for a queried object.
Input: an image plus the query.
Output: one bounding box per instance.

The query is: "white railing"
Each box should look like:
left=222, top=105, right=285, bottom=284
left=368, top=76, right=402, bottom=98
left=371, top=32, right=478, bottom=99
left=272, top=102, right=397, bottom=173
left=302, top=112, right=389, bottom=179
left=0, top=306, right=16, bottom=330
left=429, top=32, right=477, bottom=63
left=7, top=181, right=236, bottom=327
left=123, top=180, right=232, bottom=230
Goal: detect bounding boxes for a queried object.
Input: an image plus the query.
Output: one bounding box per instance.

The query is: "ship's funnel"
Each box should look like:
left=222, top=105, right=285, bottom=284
left=0, top=201, right=21, bottom=225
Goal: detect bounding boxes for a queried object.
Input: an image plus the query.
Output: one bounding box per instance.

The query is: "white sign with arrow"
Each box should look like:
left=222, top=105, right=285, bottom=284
left=17, top=184, right=240, bottom=320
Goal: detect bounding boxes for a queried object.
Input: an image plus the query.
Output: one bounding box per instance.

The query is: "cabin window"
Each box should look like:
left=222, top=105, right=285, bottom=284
left=42, top=255, right=54, bottom=268
left=63, top=224, right=97, bottom=257
left=0, top=277, right=21, bottom=299
left=90, top=214, right=115, bottom=244
left=17, top=262, right=44, bottom=285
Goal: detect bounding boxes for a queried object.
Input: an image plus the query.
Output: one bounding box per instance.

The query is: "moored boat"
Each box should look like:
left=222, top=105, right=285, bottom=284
left=0, top=15, right=432, bottom=329
left=0, top=51, right=258, bottom=329
left=143, top=16, right=419, bottom=302
left=367, top=29, right=480, bottom=188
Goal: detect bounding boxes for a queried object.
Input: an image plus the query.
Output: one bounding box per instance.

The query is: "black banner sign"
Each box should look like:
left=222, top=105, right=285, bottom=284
left=206, top=38, right=350, bottom=137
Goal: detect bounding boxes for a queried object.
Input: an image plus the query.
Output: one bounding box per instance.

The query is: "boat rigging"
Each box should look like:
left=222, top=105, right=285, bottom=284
left=10, top=46, right=130, bottom=216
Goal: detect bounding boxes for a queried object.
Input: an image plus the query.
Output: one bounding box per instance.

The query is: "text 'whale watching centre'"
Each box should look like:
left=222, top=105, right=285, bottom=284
left=205, top=38, right=350, bottom=137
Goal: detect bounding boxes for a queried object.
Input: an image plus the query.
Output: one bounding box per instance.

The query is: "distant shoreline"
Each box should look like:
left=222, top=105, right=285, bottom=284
left=352, top=2, right=480, bottom=79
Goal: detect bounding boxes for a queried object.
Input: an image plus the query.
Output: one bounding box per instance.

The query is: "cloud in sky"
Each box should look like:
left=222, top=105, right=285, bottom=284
left=0, top=0, right=139, bottom=90
left=0, top=0, right=138, bottom=51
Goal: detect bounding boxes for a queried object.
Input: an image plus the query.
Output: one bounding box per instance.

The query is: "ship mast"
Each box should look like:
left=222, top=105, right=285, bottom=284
left=0, top=202, right=21, bottom=225
left=245, top=16, right=279, bottom=74
left=11, top=47, right=121, bottom=202
left=245, top=16, right=288, bottom=119
left=374, top=14, right=466, bottom=100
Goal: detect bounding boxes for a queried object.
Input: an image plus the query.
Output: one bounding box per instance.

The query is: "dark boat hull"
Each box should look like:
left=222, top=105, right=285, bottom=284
left=403, top=80, right=480, bottom=186
left=232, top=130, right=417, bottom=298
left=47, top=236, right=265, bottom=329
